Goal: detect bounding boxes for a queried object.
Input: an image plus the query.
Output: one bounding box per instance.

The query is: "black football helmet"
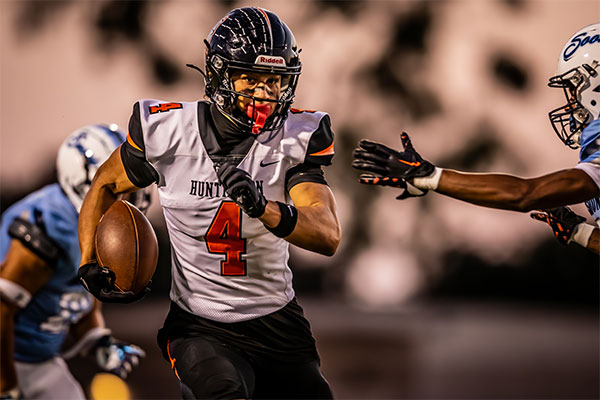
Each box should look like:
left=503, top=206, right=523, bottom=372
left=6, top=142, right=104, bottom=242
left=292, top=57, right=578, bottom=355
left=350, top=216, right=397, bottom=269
left=202, top=7, right=301, bottom=134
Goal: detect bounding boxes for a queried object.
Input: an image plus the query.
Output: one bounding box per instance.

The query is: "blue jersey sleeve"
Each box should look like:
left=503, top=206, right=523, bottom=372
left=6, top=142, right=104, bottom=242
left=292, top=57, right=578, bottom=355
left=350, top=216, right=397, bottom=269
left=579, top=118, right=600, bottom=163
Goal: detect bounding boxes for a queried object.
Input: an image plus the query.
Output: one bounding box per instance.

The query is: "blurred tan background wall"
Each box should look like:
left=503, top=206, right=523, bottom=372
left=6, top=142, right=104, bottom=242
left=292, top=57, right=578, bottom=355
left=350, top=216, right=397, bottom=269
left=1, top=1, right=598, bottom=398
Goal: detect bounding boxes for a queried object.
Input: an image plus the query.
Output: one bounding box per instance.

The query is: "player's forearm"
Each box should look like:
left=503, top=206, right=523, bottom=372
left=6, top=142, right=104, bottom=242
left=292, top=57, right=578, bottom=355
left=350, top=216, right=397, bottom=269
left=260, top=201, right=341, bottom=256
left=78, top=180, right=119, bottom=265
left=435, top=169, right=534, bottom=211
left=436, top=169, right=595, bottom=212
left=0, top=303, right=17, bottom=392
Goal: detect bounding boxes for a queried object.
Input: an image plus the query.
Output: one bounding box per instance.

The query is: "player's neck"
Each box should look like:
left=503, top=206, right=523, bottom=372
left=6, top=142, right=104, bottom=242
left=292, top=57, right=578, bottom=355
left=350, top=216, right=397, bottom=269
left=210, top=105, right=252, bottom=146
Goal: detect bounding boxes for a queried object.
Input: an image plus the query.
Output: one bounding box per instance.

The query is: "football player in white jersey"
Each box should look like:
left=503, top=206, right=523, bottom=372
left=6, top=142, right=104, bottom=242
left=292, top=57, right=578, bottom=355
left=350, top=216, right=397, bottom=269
left=77, top=7, right=341, bottom=399
left=0, top=125, right=146, bottom=400
left=353, top=22, right=600, bottom=255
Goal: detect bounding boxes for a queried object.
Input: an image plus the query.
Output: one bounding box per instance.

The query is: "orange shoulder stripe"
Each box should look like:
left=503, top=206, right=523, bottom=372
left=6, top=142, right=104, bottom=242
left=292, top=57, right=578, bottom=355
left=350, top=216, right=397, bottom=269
left=309, top=142, right=334, bottom=156
left=127, top=134, right=143, bottom=152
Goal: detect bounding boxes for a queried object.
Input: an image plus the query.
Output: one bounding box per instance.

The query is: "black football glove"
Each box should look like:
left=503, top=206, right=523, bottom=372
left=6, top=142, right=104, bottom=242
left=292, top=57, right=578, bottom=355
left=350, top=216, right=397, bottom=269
left=78, top=262, right=149, bottom=304
left=530, top=207, right=586, bottom=246
left=95, top=335, right=145, bottom=379
left=352, top=132, right=436, bottom=181
left=216, top=163, right=267, bottom=218
left=358, top=174, right=428, bottom=199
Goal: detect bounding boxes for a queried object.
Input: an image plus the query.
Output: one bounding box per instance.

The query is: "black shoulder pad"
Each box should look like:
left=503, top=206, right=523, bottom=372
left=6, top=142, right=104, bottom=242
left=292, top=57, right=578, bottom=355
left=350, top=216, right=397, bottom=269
left=8, top=217, right=60, bottom=264
left=305, top=115, right=334, bottom=166
left=126, top=102, right=146, bottom=156
left=121, top=102, right=159, bottom=188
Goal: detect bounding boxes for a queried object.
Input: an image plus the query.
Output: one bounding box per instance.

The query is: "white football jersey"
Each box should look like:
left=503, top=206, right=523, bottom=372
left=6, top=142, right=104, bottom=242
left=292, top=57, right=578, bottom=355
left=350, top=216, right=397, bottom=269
left=131, top=100, right=333, bottom=322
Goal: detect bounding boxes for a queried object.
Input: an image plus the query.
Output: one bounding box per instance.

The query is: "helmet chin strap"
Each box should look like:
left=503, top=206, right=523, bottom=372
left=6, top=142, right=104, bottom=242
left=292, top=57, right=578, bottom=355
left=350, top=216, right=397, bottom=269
left=246, top=103, right=272, bottom=134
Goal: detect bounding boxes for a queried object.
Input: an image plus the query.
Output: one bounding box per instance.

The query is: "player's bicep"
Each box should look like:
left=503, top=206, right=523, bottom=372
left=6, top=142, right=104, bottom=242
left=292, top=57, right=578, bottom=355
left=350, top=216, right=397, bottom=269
left=94, top=145, right=141, bottom=195
left=528, top=168, right=599, bottom=206
left=0, top=239, right=53, bottom=309
left=289, top=181, right=336, bottom=211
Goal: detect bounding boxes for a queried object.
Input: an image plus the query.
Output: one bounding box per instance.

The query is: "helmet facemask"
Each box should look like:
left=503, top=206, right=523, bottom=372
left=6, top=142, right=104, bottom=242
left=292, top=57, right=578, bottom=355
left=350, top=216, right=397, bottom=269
left=548, top=65, right=594, bottom=148
left=205, top=53, right=300, bottom=134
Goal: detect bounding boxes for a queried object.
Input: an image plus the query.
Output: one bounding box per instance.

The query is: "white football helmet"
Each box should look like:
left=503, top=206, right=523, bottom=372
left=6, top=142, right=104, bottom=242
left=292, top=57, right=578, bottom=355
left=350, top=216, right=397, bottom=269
left=548, top=22, right=600, bottom=148
left=57, top=124, right=125, bottom=212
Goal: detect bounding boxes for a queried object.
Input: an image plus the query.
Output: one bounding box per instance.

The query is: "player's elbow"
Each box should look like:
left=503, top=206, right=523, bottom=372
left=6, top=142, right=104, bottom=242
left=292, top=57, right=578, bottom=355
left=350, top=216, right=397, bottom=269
left=506, top=181, right=540, bottom=212
left=320, top=226, right=341, bottom=257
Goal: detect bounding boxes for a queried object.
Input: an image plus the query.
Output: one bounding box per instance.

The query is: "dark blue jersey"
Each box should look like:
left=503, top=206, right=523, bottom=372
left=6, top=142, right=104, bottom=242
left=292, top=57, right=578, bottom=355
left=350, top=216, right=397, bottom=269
left=0, top=184, right=93, bottom=362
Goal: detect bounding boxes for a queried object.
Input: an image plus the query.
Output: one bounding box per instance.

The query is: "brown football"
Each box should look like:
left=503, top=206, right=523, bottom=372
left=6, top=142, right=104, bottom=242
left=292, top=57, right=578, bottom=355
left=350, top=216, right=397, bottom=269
left=94, top=200, right=158, bottom=294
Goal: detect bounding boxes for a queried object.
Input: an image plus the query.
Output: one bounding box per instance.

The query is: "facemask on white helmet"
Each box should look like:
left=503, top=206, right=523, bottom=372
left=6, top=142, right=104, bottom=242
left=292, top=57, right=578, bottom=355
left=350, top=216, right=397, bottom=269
left=548, top=22, right=600, bottom=149
left=56, top=124, right=125, bottom=212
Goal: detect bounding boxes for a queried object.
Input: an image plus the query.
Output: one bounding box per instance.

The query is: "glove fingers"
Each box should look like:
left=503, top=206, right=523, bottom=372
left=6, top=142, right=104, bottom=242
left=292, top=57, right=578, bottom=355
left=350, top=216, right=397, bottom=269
left=357, top=140, right=395, bottom=157
left=359, top=174, right=406, bottom=188
left=351, top=160, right=388, bottom=175
left=216, top=163, right=246, bottom=185
left=530, top=212, right=548, bottom=222
left=400, top=132, right=415, bottom=152
left=352, top=148, right=390, bottom=164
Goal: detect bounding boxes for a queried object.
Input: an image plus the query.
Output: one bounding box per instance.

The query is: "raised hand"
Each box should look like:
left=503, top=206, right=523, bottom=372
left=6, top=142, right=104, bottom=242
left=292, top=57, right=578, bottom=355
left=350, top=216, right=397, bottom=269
left=352, top=132, right=435, bottom=181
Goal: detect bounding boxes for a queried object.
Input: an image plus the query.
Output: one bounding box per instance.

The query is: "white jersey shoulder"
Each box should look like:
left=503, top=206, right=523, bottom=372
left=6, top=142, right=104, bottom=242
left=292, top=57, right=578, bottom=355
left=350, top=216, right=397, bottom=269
left=256, top=108, right=330, bottom=165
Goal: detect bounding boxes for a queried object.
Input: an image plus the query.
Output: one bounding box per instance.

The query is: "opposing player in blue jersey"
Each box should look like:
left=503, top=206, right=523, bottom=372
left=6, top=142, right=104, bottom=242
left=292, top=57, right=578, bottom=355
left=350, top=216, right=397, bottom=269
left=352, top=22, right=600, bottom=254
left=0, top=125, right=147, bottom=399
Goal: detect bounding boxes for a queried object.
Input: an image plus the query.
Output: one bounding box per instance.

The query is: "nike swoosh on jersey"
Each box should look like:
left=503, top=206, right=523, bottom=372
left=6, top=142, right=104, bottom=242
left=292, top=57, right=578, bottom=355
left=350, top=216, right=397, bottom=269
left=260, top=160, right=280, bottom=167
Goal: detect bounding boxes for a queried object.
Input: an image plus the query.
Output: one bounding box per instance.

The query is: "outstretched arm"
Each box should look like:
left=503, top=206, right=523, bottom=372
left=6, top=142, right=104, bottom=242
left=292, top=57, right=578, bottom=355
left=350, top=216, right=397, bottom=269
left=353, top=132, right=599, bottom=212
left=436, top=168, right=598, bottom=212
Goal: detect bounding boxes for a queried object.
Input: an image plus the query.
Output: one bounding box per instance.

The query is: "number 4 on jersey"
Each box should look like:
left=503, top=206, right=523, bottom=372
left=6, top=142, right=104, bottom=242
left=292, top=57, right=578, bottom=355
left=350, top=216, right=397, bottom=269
left=205, top=202, right=247, bottom=276
left=149, top=102, right=183, bottom=114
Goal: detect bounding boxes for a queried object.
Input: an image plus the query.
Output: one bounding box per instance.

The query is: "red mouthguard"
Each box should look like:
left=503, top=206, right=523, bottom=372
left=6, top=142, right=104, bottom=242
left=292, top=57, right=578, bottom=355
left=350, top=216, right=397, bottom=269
left=246, top=103, right=271, bottom=134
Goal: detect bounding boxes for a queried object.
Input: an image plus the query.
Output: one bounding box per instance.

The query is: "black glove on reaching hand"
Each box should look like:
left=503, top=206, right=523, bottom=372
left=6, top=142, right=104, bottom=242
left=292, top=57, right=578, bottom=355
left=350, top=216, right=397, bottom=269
left=530, top=207, right=586, bottom=246
left=216, top=163, right=267, bottom=218
left=358, top=174, right=428, bottom=199
left=78, top=262, right=149, bottom=304
left=352, top=132, right=435, bottom=181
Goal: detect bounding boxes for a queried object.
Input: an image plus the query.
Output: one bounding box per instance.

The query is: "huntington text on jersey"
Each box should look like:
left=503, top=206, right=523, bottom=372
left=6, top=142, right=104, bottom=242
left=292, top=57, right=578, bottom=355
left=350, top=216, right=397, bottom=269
left=189, top=180, right=264, bottom=198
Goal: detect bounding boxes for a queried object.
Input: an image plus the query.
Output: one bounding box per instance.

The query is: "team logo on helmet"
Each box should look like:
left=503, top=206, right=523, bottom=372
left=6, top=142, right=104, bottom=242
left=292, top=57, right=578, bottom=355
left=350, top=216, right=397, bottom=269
left=563, top=31, right=600, bottom=61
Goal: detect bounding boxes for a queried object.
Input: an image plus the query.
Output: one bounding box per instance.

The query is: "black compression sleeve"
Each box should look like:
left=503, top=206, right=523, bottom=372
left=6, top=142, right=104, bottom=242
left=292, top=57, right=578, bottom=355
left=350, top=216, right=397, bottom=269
left=285, top=163, right=328, bottom=193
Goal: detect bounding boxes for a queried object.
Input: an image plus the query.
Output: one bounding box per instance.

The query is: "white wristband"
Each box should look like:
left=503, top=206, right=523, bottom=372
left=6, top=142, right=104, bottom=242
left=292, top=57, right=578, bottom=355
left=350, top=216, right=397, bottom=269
left=569, top=223, right=595, bottom=247
left=412, top=167, right=443, bottom=191
left=0, top=278, right=31, bottom=308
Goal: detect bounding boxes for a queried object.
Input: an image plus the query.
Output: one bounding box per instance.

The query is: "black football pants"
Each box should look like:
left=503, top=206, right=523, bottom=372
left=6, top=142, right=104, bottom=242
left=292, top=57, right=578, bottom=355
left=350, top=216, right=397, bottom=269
left=167, top=336, right=333, bottom=399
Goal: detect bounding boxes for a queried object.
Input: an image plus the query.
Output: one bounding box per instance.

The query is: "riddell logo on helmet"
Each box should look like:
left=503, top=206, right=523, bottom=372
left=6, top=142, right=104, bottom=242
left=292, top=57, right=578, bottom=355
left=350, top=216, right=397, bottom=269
left=255, top=55, right=286, bottom=66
